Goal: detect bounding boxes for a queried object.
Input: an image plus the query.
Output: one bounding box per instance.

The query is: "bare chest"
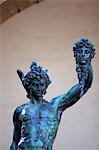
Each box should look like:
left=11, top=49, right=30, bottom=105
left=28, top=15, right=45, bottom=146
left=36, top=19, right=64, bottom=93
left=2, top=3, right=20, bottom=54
left=19, top=103, right=59, bottom=141
left=19, top=103, right=58, bottom=122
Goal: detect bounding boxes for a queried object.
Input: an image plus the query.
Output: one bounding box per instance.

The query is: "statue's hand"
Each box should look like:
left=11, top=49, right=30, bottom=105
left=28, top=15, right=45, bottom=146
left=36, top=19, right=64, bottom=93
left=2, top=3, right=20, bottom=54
left=76, top=63, right=90, bottom=82
left=76, top=64, right=89, bottom=97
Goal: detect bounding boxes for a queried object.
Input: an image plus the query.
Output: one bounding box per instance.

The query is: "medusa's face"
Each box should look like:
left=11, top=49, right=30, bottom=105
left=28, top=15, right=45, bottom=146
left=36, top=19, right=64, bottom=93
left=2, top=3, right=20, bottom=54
left=76, top=46, right=91, bottom=65
left=30, top=78, right=47, bottom=98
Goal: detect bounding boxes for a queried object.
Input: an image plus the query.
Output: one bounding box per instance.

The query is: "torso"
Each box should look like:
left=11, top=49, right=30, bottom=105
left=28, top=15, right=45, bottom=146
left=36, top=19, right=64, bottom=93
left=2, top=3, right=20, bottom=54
left=18, top=101, right=61, bottom=150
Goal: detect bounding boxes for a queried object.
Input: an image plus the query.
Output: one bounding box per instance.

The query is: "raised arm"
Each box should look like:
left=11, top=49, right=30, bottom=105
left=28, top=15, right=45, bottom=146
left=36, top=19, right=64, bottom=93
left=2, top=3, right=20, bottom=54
left=10, top=107, right=22, bottom=150
left=51, top=38, right=95, bottom=112
left=51, top=64, right=93, bottom=112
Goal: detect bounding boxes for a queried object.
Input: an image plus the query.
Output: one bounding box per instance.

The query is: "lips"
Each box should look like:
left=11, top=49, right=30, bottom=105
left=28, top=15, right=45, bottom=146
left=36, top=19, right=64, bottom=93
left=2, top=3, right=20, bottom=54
left=36, top=91, right=42, bottom=95
left=81, top=58, right=86, bottom=61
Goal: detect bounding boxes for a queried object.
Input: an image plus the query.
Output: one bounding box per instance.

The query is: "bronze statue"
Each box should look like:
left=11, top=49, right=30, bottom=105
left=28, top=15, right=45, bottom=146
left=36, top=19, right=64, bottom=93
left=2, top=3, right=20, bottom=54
left=10, top=39, right=95, bottom=150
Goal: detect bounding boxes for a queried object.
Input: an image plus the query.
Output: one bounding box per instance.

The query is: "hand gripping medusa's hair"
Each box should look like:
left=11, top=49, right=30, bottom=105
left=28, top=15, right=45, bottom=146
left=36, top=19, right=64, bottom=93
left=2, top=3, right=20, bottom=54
left=73, top=38, right=96, bottom=58
left=17, top=61, right=51, bottom=99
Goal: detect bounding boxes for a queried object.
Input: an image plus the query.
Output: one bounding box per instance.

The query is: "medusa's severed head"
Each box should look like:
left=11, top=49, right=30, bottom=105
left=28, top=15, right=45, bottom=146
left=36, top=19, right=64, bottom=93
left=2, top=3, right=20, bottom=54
left=17, top=61, right=51, bottom=99
left=73, top=38, right=96, bottom=65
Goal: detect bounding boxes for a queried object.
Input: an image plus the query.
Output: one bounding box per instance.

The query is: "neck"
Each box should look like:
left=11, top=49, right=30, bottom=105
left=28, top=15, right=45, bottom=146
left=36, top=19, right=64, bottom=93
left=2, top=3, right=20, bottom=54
left=30, top=95, right=43, bottom=104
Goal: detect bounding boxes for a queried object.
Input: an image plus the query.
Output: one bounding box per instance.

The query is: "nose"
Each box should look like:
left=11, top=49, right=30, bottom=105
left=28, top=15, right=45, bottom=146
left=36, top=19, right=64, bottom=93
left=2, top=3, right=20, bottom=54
left=38, top=84, right=42, bottom=90
left=82, top=51, right=85, bottom=57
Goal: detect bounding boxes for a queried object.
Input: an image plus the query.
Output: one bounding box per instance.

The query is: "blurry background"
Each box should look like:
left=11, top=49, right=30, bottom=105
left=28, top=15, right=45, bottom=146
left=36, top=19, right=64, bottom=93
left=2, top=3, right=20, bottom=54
left=0, top=0, right=99, bottom=149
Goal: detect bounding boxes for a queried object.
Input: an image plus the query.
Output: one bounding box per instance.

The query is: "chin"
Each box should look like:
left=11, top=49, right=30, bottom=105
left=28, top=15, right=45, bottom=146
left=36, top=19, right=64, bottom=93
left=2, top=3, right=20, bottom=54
left=80, top=61, right=86, bottom=65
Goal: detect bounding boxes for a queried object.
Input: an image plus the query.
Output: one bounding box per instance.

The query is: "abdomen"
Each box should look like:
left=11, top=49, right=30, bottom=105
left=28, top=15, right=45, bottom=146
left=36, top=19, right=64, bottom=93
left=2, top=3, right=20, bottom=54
left=18, top=118, right=59, bottom=149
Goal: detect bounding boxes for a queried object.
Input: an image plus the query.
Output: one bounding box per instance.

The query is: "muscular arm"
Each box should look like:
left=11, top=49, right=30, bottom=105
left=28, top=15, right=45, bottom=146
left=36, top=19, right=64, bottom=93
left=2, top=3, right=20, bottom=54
left=10, top=107, right=22, bottom=150
left=51, top=64, right=93, bottom=112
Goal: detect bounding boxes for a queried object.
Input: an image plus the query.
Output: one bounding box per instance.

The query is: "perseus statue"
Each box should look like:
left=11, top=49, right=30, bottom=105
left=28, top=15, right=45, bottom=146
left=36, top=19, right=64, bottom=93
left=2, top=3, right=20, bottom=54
left=10, top=38, right=95, bottom=150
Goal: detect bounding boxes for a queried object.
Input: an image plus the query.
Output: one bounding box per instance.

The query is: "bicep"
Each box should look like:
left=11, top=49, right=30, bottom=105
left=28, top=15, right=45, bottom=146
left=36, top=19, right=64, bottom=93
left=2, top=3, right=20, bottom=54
left=12, top=108, right=22, bottom=144
left=51, top=84, right=81, bottom=112
left=60, top=84, right=81, bottom=111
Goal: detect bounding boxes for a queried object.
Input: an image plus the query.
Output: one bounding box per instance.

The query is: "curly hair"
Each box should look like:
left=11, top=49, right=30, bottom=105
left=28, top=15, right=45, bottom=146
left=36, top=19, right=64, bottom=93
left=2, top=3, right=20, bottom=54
left=73, top=38, right=96, bottom=58
left=22, top=61, right=51, bottom=99
left=73, top=38, right=96, bottom=97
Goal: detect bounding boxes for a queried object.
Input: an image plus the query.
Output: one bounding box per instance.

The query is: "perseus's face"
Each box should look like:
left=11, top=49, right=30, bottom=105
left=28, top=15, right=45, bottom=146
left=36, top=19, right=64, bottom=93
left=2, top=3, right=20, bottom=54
left=29, top=78, right=47, bottom=98
left=76, top=46, right=91, bottom=65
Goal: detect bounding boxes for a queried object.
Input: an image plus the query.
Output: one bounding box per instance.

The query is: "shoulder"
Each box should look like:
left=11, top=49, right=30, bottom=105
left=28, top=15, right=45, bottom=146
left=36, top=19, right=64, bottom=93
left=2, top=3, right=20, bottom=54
left=13, top=102, right=29, bottom=118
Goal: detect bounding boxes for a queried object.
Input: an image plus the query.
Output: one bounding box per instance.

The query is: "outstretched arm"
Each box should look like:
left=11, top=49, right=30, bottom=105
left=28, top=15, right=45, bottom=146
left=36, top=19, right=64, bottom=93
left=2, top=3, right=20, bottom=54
left=51, top=38, right=96, bottom=112
left=10, top=107, right=22, bottom=150
left=51, top=64, right=93, bottom=112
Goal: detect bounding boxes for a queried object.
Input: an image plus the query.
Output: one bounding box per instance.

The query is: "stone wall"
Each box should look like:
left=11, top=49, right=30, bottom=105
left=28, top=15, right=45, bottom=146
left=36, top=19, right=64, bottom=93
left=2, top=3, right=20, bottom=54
left=0, top=0, right=44, bottom=24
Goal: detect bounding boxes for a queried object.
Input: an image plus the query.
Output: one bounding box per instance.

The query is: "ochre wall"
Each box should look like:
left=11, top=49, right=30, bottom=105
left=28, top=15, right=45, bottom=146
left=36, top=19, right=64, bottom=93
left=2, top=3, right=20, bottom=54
left=0, top=0, right=99, bottom=149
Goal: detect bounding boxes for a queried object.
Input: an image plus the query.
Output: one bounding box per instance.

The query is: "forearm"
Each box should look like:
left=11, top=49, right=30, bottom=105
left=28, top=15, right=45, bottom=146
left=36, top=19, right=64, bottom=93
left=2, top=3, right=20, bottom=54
left=65, top=64, right=93, bottom=101
left=85, top=64, right=93, bottom=89
left=57, top=64, right=93, bottom=111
